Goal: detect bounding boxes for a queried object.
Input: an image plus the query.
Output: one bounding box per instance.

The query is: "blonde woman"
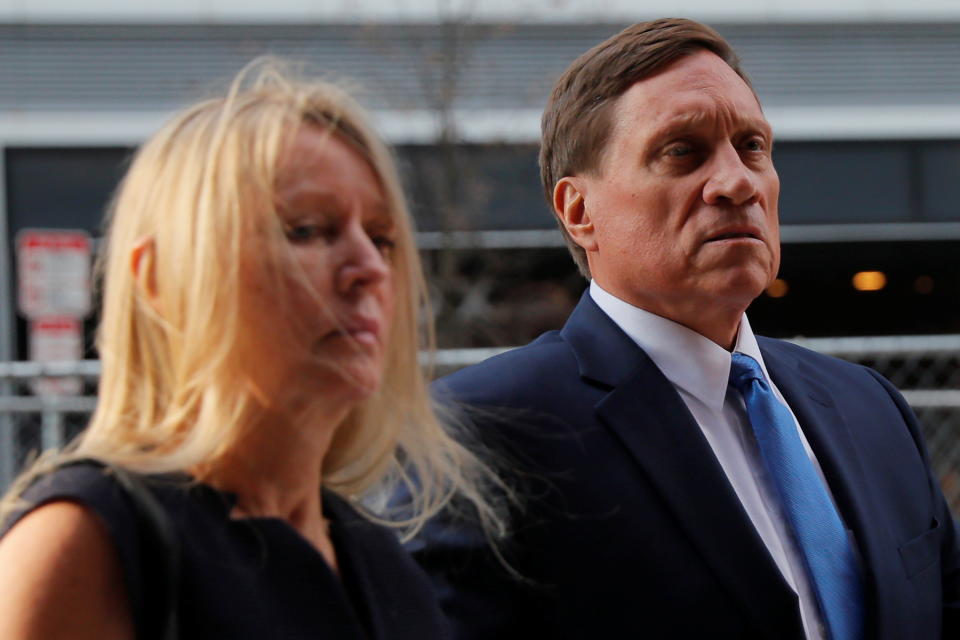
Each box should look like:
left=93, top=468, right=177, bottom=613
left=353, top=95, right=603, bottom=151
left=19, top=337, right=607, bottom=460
left=0, top=61, right=503, bottom=639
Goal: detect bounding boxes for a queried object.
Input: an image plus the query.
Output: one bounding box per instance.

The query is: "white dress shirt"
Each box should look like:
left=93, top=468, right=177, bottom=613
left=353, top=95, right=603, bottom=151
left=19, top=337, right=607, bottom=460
left=590, top=280, right=848, bottom=640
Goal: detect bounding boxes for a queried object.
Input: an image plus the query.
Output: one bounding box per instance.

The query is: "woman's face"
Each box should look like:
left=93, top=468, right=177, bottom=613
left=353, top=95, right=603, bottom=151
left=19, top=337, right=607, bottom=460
left=243, top=125, right=396, bottom=406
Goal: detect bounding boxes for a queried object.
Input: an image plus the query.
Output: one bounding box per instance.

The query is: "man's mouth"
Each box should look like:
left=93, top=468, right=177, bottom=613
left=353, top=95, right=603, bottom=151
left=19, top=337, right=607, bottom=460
left=709, top=232, right=758, bottom=241
left=706, top=227, right=762, bottom=243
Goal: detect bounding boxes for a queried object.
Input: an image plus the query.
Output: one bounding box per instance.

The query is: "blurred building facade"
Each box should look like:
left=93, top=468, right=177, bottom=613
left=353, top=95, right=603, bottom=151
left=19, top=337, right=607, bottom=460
left=1, top=0, right=960, bottom=356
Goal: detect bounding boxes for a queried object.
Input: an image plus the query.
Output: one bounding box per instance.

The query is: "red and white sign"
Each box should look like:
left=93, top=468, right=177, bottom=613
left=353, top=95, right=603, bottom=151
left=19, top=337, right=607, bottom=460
left=29, top=316, right=84, bottom=396
left=16, top=229, right=92, bottom=319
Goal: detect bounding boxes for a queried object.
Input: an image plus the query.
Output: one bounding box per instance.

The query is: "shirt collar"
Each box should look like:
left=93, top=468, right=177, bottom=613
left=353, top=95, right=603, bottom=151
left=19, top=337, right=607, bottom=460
left=589, top=280, right=771, bottom=412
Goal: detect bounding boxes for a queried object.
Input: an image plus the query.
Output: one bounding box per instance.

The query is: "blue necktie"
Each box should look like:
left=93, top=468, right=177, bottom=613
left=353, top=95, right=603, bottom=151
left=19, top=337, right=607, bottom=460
left=729, top=353, right=864, bottom=640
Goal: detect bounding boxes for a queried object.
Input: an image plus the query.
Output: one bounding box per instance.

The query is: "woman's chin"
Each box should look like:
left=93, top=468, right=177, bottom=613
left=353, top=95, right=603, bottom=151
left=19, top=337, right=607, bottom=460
left=318, top=365, right=384, bottom=404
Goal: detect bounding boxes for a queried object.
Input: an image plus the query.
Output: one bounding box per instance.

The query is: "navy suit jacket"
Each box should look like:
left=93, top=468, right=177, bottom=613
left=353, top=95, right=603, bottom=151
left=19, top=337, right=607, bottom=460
left=416, top=292, right=960, bottom=639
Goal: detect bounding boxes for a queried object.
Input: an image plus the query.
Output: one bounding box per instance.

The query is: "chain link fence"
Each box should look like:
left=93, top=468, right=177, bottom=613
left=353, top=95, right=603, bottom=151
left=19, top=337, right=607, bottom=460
left=2, top=337, right=959, bottom=516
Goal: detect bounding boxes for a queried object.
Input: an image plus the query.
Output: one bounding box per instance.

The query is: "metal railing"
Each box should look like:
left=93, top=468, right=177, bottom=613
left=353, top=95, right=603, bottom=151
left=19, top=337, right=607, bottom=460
left=2, top=337, right=959, bottom=516
left=0, top=360, right=100, bottom=487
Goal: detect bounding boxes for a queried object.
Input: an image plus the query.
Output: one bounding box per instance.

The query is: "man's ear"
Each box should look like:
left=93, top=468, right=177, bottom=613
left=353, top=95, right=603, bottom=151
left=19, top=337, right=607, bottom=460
left=130, top=236, right=159, bottom=304
left=553, top=177, right=597, bottom=252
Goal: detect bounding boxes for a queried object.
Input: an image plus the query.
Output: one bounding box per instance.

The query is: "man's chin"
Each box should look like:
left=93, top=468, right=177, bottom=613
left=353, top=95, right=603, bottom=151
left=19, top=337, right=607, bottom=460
left=703, top=270, right=774, bottom=310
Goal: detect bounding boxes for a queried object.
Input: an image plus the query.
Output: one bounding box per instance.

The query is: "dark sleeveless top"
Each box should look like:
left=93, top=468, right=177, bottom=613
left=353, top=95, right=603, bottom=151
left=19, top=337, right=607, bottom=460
left=0, top=464, right=449, bottom=640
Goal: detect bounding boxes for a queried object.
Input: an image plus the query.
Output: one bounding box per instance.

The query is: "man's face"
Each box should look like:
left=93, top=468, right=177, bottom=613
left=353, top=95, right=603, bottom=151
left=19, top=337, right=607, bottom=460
left=570, top=50, right=780, bottom=333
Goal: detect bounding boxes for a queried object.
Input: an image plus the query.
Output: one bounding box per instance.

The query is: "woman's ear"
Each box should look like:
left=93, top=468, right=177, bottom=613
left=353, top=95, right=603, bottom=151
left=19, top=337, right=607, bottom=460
left=130, top=236, right=159, bottom=304
left=553, top=177, right=597, bottom=252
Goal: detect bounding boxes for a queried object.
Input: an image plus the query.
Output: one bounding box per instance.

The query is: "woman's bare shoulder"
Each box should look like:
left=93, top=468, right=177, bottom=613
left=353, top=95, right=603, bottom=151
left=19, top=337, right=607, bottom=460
left=0, top=501, right=134, bottom=639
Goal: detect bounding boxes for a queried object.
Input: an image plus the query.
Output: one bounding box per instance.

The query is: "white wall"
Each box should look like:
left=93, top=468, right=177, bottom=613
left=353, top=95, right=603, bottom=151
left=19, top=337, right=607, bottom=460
left=2, top=0, right=960, bottom=24
left=8, top=105, right=960, bottom=148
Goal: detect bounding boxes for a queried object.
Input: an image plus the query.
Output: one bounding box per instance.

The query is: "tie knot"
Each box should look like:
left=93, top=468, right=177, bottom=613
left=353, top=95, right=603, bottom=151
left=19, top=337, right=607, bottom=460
left=729, top=352, right=765, bottom=392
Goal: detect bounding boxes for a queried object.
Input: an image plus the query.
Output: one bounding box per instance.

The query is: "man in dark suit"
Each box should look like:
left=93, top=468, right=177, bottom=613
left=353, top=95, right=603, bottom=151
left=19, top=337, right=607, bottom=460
left=413, top=18, right=960, bottom=640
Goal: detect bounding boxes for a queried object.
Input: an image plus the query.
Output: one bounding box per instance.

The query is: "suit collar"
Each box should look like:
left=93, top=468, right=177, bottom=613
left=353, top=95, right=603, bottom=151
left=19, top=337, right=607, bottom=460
left=589, top=280, right=734, bottom=412
left=590, top=281, right=786, bottom=414
left=560, top=290, right=645, bottom=387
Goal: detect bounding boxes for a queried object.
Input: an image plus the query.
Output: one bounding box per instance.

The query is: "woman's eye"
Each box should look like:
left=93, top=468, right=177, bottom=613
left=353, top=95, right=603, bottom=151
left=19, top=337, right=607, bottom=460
left=372, top=236, right=396, bottom=257
left=285, top=224, right=319, bottom=243
left=284, top=223, right=335, bottom=244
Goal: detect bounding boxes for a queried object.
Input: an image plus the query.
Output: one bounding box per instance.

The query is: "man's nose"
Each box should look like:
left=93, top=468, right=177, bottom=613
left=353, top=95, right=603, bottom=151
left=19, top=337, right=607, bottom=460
left=702, top=143, right=760, bottom=206
left=336, top=222, right=390, bottom=294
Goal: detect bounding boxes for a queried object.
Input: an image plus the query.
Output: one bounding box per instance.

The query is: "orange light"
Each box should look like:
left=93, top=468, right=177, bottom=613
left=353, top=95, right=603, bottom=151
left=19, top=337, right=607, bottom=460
left=766, top=278, right=789, bottom=298
left=852, top=271, right=886, bottom=292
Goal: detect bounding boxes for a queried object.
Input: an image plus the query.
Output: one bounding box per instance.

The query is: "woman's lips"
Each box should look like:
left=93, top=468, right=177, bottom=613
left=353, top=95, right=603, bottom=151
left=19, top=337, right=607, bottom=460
left=324, top=317, right=382, bottom=347
left=343, top=327, right=379, bottom=346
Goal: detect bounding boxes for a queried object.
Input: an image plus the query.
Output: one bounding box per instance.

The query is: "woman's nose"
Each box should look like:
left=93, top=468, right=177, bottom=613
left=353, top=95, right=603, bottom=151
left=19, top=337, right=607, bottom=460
left=336, top=223, right=390, bottom=294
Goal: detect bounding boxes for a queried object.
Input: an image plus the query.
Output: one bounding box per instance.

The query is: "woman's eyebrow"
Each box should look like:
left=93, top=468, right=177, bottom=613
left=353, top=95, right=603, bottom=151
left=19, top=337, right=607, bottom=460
left=279, top=190, right=347, bottom=214
left=367, top=199, right=392, bottom=220
left=364, top=207, right=395, bottom=233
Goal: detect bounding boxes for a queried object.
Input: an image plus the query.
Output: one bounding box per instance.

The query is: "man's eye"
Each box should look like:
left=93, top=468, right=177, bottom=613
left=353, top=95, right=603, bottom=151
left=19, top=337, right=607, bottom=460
left=743, top=138, right=766, bottom=152
left=665, top=143, right=693, bottom=157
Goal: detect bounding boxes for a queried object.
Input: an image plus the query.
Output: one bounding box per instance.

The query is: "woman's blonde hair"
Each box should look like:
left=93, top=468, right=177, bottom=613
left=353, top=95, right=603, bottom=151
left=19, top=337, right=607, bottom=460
left=1, top=58, right=507, bottom=540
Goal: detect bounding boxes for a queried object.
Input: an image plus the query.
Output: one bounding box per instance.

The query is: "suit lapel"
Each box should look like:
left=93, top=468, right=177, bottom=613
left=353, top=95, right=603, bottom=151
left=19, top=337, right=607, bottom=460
left=562, top=295, right=803, bottom=638
left=760, top=340, right=891, bottom=639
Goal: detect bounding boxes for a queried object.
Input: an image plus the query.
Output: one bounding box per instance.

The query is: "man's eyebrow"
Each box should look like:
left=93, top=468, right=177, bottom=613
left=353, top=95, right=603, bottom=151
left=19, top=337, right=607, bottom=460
left=669, top=111, right=709, bottom=130
left=650, top=111, right=773, bottom=140
left=648, top=111, right=711, bottom=140
left=741, top=116, right=773, bottom=138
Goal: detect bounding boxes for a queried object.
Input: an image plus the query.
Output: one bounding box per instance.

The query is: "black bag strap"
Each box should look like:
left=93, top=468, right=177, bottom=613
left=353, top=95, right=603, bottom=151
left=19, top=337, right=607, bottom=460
left=61, top=460, right=180, bottom=640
